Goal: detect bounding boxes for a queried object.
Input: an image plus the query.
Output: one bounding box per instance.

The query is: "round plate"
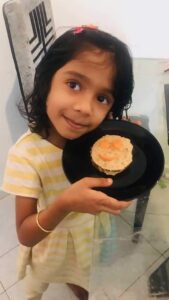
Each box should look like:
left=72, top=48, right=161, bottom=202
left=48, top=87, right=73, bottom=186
left=62, top=120, right=165, bottom=200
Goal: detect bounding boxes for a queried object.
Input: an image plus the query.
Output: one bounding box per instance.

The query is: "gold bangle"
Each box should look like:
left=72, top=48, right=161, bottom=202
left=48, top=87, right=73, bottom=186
left=36, top=211, right=53, bottom=233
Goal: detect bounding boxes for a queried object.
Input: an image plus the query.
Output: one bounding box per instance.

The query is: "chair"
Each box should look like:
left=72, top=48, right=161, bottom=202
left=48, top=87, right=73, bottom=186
left=3, top=0, right=56, bottom=112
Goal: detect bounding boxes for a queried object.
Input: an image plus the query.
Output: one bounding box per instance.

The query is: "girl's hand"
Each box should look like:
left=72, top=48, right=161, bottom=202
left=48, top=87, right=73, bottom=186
left=59, top=177, right=131, bottom=215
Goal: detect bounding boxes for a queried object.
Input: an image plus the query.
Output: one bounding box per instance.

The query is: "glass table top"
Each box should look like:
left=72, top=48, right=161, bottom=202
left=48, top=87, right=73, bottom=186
left=89, top=58, right=169, bottom=300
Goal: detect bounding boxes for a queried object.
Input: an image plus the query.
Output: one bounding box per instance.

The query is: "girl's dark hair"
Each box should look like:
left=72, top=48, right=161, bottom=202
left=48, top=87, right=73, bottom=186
left=20, top=27, right=134, bottom=136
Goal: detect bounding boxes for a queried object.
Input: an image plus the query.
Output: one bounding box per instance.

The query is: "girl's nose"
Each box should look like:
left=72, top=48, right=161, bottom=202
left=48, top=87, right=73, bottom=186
left=73, top=96, right=93, bottom=115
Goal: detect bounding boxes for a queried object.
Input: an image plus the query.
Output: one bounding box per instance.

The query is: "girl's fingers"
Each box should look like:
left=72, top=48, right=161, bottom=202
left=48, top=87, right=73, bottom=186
left=99, top=206, right=121, bottom=215
left=82, top=177, right=113, bottom=188
left=101, top=196, right=131, bottom=211
left=107, top=209, right=121, bottom=215
left=82, top=178, right=132, bottom=208
left=118, top=200, right=132, bottom=208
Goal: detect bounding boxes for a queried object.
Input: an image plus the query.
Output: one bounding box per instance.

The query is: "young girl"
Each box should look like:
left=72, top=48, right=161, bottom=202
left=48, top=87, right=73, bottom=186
left=2, top=26, right=134, bottom=300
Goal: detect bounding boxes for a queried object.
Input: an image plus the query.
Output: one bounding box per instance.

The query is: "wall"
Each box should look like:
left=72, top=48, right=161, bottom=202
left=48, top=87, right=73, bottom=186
left=50, top=0, right=169, bottom=58
left=0, top=0, right=169, bottom=188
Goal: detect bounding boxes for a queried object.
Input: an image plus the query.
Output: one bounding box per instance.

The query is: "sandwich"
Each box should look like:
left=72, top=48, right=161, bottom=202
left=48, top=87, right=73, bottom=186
left=91, top=134, right=133, bottom=176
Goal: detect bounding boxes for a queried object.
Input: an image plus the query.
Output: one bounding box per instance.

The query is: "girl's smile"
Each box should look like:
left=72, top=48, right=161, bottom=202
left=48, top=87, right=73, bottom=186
left=46, top=47, right=116, bottom=148
left=63, top=115, right=89, bottom=130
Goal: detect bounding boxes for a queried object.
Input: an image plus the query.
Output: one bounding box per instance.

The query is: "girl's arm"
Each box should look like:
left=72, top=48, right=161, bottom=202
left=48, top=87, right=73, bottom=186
left=16, top=177, right=131, bottom=247
left=15, top=195, right=68, bottom=247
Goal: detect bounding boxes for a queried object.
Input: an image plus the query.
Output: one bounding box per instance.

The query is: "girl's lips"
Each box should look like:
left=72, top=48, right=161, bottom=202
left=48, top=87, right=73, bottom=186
left=64, top=116, right=88, bottom=130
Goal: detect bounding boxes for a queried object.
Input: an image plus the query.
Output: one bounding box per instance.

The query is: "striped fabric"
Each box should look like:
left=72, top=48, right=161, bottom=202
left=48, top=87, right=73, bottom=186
left=2, top=131, right=94, bottom=290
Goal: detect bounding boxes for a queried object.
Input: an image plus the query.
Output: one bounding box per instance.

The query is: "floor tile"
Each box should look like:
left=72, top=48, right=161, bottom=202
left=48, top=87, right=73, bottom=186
left=142, top=214, right=169, bottom=253
left=90, top=217, right=161, bottom=299
left=6, top=280, right=76, bottom=300
left=122, top=184, right=169, bottom=216
left=163, top=248, right=169, bottom=258
left=0, top=282, right=5, bottom=294
left=0, top=191, right=7, bottom=200
left=146, top=184, right=169, bottom=215
left=6, top=280, right=25, bottom=300
left=121, top=211, right=169, bottom=253
left=43, top=283, right=75, bottom=300
left=89, top=289, right=110, bottom=300
left=0, top=195, right=18, bottom=257
left=0, top=247, right=18, bottom=290
left=120, top=256, right=169, bottom=300
left=0, top=292, right=9, bottom=300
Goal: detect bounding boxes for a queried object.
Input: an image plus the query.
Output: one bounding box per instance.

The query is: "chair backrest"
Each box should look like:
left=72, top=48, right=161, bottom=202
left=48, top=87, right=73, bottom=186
left=3, top=0, right=56, bottom=113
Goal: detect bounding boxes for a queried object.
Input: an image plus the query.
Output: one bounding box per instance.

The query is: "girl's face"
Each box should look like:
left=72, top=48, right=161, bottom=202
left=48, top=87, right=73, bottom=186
left=46, top=47, right=116, bottom=147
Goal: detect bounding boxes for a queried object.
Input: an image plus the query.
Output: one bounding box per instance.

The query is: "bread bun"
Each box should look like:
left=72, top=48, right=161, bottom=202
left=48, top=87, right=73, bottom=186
left=91, top=135, right=133, bottom=175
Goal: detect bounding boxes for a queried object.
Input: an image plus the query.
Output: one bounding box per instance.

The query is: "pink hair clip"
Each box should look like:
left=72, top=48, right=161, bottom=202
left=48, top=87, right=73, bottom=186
left=73, top=24, right=98, bottom=34
left=74, top=26, right=84, bottom=34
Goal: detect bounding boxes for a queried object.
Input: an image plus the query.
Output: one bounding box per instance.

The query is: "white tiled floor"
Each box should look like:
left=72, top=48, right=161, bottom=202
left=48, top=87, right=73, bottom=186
left=0, top=183, right=169, bottom=299
left=90, top=183, right=169, bottom=299
left=0, top=194, right=77, bottom=300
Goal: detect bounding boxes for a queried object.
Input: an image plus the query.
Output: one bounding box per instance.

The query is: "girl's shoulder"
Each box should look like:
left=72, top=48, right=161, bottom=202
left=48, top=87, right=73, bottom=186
left=9, top=130, right=62, bottom=158
left=15, top=130, right=41, bottom=146
left=10, top=130, right=42, bottom=154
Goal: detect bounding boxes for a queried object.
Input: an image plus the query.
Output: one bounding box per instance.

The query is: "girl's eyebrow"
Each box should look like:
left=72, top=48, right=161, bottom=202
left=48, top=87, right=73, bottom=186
left=65, top=71, right=113, bottom=95
left=64, top=71, right=91, bottom=83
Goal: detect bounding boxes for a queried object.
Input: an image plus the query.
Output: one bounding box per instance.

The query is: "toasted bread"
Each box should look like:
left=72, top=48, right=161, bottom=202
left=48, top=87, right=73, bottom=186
left=91, top=135, right=133, bottom=175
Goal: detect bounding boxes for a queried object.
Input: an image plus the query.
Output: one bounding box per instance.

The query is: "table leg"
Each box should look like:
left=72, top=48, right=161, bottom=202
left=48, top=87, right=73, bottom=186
left=132, top=190, right=150, bottom=242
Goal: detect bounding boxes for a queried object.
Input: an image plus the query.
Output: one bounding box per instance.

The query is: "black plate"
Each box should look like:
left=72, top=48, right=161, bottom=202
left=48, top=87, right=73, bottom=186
left=62, top=120, right=164, bottom=200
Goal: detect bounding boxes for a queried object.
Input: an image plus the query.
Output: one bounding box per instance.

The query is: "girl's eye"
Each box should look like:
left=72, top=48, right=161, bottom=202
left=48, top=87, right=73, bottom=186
left=67, top=81, right=80, bottom=91
left=97, top=95, right=111, bottom=105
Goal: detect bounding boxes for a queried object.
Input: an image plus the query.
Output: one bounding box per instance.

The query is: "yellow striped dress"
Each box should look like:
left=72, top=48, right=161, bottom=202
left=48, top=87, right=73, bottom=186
left=2, top=131, right=95, bottom=290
